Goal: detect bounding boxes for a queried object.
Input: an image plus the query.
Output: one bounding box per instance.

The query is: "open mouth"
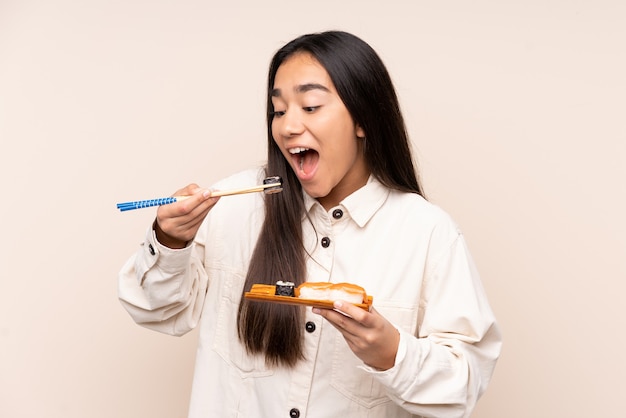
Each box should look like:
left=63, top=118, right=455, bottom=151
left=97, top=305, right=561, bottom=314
left=289, top=147, right=319, bottom=176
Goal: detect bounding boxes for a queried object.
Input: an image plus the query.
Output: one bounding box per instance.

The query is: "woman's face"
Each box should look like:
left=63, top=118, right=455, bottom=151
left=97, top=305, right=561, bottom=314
left=271, top=52, right=369, bottom=210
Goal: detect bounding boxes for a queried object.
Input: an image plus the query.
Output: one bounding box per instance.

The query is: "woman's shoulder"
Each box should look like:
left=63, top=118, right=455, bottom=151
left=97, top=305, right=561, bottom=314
left=390, top=189, right=448, bottom=217
left=386, top=189, right=461, bottom=235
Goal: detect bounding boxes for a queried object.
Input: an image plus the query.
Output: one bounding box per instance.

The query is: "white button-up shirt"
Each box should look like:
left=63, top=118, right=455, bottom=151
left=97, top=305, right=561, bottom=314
left=119, top=168, right=501, bottom=418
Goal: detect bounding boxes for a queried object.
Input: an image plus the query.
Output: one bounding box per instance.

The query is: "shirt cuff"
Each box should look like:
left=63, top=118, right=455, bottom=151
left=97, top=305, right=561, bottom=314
left=135, top=226, right=193, bottom=281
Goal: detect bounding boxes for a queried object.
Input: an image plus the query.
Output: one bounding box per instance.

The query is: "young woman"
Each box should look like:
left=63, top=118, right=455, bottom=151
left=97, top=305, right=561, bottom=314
left=119, top=30, right=501, bottom=418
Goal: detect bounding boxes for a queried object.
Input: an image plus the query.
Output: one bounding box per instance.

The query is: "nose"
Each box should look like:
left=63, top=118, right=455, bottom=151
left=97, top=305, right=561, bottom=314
left=277, top=109, right=305, bottom=138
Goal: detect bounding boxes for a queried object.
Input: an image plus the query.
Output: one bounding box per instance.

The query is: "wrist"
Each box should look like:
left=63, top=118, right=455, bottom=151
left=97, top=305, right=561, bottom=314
left=153, top=220, right=188, bottom=249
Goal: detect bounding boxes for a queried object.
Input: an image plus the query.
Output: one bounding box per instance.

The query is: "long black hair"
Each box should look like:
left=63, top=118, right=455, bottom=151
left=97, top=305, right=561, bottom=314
left=238, top=31, right=424, bottom=367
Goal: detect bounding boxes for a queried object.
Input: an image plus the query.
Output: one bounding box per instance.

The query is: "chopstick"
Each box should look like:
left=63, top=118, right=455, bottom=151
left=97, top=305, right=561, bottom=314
left=116, top=177, right=282, bottom=212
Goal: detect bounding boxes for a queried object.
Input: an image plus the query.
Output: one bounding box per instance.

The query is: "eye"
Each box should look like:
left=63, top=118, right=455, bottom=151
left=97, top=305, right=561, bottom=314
left=303, top=106, right=320, bottom=113
left=271, top=110, right=286, bottom=118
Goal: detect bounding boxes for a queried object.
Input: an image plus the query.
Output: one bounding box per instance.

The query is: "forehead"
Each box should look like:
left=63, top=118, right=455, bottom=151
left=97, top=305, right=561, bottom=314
left=273, top=52, right=334, bottom=92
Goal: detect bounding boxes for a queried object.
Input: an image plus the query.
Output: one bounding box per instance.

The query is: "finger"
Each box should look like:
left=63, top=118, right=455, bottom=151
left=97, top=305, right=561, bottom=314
left=174, top=192, right=219, bottom=225
left=156, top=190, right=219, bottom=242
left=315, top=305, right=362, bottom=338
left=158, top=188, right=216, bottom=221
left=331, top=300, right=373, bottom=327
left=174, top=183, right=202, bottom=196
left=161, top=201, right=215, bottom=237
left=173, top=189, right=216, bottom=215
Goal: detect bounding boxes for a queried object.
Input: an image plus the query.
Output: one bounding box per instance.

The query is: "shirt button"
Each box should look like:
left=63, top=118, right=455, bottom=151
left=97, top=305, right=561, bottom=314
left=332, top=208, right=343, bottom=219
left=148, top=244, right=156, bottom=256
left=321, top=237, right=331, bottom=248
left=305, top=321, right=316, bottom=333
left=289, top=408, right=300, bottom=418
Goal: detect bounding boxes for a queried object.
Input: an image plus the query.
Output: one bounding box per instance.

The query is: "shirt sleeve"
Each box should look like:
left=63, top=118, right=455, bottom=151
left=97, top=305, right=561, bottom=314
left=118, top=226, right=209, bottom=336
left=364, top=230, right=502, bottom=418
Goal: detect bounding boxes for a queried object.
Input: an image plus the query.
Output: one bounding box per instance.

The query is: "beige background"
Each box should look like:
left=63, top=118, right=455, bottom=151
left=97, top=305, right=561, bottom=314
left=1, top=1, right=625, bottom=417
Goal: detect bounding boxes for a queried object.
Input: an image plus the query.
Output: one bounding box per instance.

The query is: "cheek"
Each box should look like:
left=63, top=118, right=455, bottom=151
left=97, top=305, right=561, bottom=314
left=335, top=127, right=360, bottom=156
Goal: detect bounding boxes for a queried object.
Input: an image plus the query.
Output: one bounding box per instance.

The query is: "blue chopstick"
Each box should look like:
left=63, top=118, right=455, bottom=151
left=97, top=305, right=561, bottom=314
left=116, top=176, right=283, bottom=212
left=116, top=197, right=180, bottom=212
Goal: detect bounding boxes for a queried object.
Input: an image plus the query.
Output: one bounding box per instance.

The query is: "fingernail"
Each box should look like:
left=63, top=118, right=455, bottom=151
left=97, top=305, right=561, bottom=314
left=312, top=308, right=321, bottom=314
left=334, top=301, right=343, bottom=309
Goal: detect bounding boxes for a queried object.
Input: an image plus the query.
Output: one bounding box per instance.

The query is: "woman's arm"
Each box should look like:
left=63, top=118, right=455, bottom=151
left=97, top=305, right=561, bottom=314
left=315, top=234, right=502, bottom=418
left=118, top=184, right=219, bottom=335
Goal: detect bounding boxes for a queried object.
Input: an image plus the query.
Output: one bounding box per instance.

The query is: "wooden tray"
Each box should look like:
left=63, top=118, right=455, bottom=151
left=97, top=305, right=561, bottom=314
left=244, top=284, right=373, bottom=310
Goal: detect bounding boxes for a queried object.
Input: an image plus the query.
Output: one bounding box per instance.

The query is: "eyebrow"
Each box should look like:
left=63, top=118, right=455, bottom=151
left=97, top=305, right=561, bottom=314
left=271, top=83, right=331, bottom=97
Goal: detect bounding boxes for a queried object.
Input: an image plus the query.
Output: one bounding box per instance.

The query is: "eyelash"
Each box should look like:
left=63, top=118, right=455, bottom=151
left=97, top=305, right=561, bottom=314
left=271, top=106, right=320, bottom=118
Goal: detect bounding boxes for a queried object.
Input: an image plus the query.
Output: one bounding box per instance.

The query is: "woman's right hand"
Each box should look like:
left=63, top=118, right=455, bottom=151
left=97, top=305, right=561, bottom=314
left=154, top=184, right=220, bottom=249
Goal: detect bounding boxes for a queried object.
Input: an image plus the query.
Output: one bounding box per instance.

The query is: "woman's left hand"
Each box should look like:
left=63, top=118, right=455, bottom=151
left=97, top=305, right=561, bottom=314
left=313, top=301, right=400, bottom=370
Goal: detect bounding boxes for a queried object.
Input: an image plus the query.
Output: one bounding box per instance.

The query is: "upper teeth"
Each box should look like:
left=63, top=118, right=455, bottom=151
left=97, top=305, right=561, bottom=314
left=289, top=147, right=309, bottom=155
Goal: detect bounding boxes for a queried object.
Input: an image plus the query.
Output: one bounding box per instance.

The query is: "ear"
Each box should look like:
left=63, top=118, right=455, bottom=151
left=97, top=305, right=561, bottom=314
left=356, top=124, right=365, bottom=139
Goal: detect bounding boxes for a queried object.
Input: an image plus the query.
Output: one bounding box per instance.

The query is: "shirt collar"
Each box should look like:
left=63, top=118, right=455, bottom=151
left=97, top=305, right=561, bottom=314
left=303, top=176, right=390, bottom=227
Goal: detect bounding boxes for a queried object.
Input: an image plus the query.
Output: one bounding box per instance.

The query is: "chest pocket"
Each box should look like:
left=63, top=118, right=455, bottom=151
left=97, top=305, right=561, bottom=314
left=212, top=271, right=273, bottom=378
left=330, top=304, right=417, bottom=409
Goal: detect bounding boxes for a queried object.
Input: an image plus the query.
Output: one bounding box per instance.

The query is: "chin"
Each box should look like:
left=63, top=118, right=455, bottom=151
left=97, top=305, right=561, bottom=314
left=301, top=184, right=331, bottom=200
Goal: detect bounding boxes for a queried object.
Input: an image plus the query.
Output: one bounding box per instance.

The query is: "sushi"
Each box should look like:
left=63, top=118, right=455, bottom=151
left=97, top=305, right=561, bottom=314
left=274, top=281, right=296, bottom=297
left=296, top=282, right=366, bottom=304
